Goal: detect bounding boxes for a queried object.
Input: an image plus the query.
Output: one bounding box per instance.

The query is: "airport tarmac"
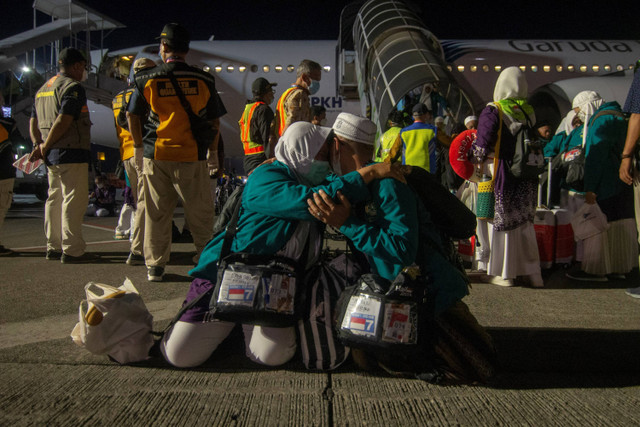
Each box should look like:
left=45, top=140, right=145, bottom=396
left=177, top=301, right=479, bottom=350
left=1, top=195, right=639, bottom=426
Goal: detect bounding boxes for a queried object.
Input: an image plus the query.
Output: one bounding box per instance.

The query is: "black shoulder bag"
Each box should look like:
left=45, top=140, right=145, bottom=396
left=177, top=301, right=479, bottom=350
left=208, top=199, right=310, bottom=327
left=166, top=70, right=217, bottom=160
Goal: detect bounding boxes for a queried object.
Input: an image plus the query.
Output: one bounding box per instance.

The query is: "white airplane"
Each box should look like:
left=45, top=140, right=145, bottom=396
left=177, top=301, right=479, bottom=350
left=87, top=37, right=640, bottom=168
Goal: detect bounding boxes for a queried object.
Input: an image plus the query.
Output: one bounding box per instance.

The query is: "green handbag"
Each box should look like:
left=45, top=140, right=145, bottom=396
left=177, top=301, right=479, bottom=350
left=476, top=106, right=502, bottom=220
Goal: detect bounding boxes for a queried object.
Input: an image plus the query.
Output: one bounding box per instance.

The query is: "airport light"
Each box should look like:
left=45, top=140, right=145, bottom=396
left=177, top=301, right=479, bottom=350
left=22, top=66, right=31, bottom=73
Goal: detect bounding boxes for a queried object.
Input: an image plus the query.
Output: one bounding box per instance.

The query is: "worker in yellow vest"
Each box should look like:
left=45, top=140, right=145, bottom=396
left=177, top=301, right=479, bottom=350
left=375, top=110, right=404, bottom=162
left=274, top=59, right=322, bottom=138
left=387, top=103, right=438, bottom=174
left=239, top=78, right=277, bottom=174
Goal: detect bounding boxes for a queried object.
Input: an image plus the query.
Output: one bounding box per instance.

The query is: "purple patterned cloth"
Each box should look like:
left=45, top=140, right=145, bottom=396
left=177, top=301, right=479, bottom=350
left=624, top=71, right=640, bottom=114
left=472, top=104, right=537, bottom=231
left=179, top=278, right=216, bottom=323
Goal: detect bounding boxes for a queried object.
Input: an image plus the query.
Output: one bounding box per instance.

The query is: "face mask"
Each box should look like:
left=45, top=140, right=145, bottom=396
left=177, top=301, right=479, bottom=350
left=81, top=69, right=88, bottom=82
left=308, top=79, right=320, bottom=95
left=302, top=160, right=331, bottom=185
left=331, top=145, right=342, bottom=176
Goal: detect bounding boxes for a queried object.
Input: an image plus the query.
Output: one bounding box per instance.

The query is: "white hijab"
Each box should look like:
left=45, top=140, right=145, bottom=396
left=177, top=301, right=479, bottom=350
left=493, top=66, right=528, bottom=102
left=572, top=90, right=603, bottom=146
left=274, top=121, right=332, bottom=177
left=556, top=110, right=577, bottom=135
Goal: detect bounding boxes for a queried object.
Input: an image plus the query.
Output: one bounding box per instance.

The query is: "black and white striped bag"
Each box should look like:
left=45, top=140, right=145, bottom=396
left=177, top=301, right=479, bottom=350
left=298, top=262, right=350, bottom=370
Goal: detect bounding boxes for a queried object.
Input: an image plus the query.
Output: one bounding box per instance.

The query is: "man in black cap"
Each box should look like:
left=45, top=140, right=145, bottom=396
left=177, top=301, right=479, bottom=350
left=238, top=77, right=277, bottom=174
left=387, top=103, right=438, bottom=174
left=29, top=47, right=98, bottom=264
left=127, top=23, right=227, bottom=281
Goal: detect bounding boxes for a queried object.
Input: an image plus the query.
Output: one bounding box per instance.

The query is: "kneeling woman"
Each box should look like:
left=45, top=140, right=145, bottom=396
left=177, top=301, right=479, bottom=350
left=161, top=122, right=403, bottom=368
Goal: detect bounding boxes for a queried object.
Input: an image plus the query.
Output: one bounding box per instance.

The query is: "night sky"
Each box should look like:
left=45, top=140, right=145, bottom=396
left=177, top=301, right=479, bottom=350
left=0, top=0, right=637, bottom=53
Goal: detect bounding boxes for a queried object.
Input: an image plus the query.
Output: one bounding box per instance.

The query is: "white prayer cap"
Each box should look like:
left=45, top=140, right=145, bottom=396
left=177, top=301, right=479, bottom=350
left=332, top=112, right=377, bottom=145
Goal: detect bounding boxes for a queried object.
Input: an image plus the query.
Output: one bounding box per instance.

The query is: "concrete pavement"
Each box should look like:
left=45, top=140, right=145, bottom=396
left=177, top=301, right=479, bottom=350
left=1, top=195, right=639, bottom=426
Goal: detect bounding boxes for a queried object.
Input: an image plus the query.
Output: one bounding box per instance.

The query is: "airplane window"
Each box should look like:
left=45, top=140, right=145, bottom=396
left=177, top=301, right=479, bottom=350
left=263, top=65, right=270, bottom=72
left=274, top=65, right=283, bottom=73
left=556, top=65, right=563, bottom=72
left=470, top=65, right=477, bottom=72
left=251, top=64, right=258, bottom=72
left=227, top=66, right=234, bottom=72
left=543, top=65, right=550, bottom=72
left=323, top=65, right=331, bottom=72
left=457, top=65, right=464, bottom=72
left=617, top=64, right=624, bottom=71
left=604, top=65, right=611, bottom=72
left=531, top=65, right=538, bottom=72
left=519, top=65, right=526, bottom=72
left=203, top=66, right=211, bottom=73
left=239, top=66, right=247, bottom=73
left=567, top=65, right=575, bottom=72
left=214, top=65, right=222, bottom=73
left=592, top=65, right=599, bottom=72
left=482, top=65, right=489, bottom=72
left=630, top=64, right=635, bottom=70
left=287, top=65, right=295, bottom=72
left=579, top=65, right=587, bottom=72
left=494, top=65, right=502, bottom=72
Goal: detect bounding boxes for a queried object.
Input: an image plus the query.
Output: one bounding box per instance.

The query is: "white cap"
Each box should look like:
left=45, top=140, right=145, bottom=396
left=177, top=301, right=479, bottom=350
left=434, top=116, right=444, bottom=125
left=332, top=112, right=377, bottom=145
left=464, top=115, right=478, bottom=126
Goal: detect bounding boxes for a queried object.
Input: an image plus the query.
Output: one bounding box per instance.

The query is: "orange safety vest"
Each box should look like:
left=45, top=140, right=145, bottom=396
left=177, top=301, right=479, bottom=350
left=275, top=86, right=297, bottom=137
left=238, top=101, right=266, bottom=155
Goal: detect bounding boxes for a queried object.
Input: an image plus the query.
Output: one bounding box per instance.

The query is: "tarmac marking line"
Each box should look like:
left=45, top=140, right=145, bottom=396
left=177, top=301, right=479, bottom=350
left=12, top=240, right=129, bottom=251
left=0, top=297, right=184, bottom=350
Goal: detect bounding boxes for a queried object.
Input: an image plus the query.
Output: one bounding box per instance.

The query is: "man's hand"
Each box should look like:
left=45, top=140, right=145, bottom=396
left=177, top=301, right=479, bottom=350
left=28, top=144, right=45, bottom=162
left=207, top=150, right=219, bottom=176
left=359, top=162, right=410, bottom=184
left=307, top=189, right=351, bottom=228
left=134, top=146, right=144, bottom=173
left=619, top=157, right=634, bottom=186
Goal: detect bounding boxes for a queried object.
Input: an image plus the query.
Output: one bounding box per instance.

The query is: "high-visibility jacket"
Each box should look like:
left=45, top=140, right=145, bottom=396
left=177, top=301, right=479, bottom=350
left=399, top=122, right=437, bottom=173
left=112, top=88, right=135, bottom=160
left=274, top=86, right=297, bottom=137
left=238, top=101, right=266, bottom=155
left=375, top=126, right=401, bottom=162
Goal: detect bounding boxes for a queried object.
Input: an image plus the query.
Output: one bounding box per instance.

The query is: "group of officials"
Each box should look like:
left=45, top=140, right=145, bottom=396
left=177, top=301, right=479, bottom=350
left=26, top=23, right=327, bottom=283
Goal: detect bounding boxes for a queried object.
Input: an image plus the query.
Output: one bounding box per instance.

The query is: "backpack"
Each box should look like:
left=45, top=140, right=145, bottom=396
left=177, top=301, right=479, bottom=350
left=503, top=107, right=546, bottom=179
left=560, top=109, right=626, bottom=191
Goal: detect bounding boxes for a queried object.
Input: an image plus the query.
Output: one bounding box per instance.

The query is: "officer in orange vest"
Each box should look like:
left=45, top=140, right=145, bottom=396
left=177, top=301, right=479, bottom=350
left=239, top=77, right=277, bottom=174
left=274, top=59, right=322, bottom=139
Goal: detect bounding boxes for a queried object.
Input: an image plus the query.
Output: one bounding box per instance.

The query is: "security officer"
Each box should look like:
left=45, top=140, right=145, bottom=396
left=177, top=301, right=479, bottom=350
left=239, top=77, right=276, bottom=174
left=274, top=59, right=322, bottom=138
left=29, top=47, right=97, bottom=264
left=127, top=23, right=226, bottom=282
left=111, top=57, right=156, bottom=266
left=375, top=110, right=404, bottom=162
left=388, top=103, right=438, bottom=173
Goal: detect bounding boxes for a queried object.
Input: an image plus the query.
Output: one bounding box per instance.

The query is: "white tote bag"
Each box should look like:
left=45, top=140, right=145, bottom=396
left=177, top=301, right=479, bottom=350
left=570, top=202, right=609, bottom=241
left=70, top=278, right=154, bottom=364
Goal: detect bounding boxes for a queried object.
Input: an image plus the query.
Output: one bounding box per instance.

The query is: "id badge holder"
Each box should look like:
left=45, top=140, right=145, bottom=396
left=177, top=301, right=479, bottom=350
left=218, top=268, right=261, bottom=307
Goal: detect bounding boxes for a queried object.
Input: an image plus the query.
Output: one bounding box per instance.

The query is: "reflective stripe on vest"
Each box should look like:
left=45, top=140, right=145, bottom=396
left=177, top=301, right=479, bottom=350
left=275, top=87, right=296, bottom=137
left=238, top=101, right=265, bottom=155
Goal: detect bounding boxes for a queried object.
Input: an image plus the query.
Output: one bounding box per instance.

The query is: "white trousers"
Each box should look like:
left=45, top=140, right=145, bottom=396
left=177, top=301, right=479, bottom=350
left=161, top=320, right=296, bottom=368
left=115, top=203, right=135, bottom=235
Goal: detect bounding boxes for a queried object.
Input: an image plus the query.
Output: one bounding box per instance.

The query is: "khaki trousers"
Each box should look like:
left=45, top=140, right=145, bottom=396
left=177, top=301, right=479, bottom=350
left=124, top=157, right=144, bottom=256
left=0, top=178, right=14, bottom=245
left=142, top=159, right=214, bottom=267
left=45, top=163, right=88, bottom=256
